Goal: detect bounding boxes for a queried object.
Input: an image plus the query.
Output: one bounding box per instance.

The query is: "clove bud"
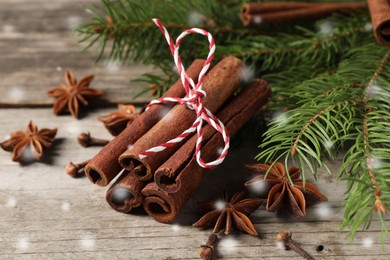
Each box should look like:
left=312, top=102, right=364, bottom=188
left=66, top=160, right=90, bottom=178
left=276, top=231, right=315, bottom=260
left=77, top=132, right=109, bottom=147
left=199, top=233, right=218, bottom=260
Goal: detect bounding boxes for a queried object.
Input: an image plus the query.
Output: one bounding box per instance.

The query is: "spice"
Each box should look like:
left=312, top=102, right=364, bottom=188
left=193, top=191, right=262, bottom=235
left=155, top=79, right=271, bottom=193
left=367, top=0, right=390, bottom=46
left=47, top=69, right=103, bottom=118
left=119, top=56, right=244, bottom=181
left=199, top=233, right=218, bottom=260
left=245, top=162, right=327, bottom=217
left=66, top=160, right=90, bottom=178
left=84, top=59, right=205, bottom=186
left=105, top=170, right=145, bottom=213
left=276, top=231, right=315, bottom=260
left=77, top=132, right=109, bottom=147
left=241, top=2, right=366, bottom=26
left=0, top=121, right=57, bottom=163
left=141, top=79, right=271, bottom=223
left=98, top=104, right=140, bottom=136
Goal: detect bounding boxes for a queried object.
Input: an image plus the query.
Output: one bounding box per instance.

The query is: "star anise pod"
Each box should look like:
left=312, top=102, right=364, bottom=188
left=245, top=162, right=327, bottom=217
left=98, top=104, right=139, bottom=136
left=47, top=69, right=103, bottom=118
left=0, top=121, right=57, bottom=162
left=193, top=191, right=262, bottom=235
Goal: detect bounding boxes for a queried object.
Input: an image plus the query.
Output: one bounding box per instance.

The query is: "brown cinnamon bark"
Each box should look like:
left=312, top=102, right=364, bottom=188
left=368, top=0, right=390, bottom=46
left=155, top=79, right=270, bottom=193
left=241, top=2, right=313, bottom=16
left=105, top=170, right=145, bottom=213
left=84, top=59, right=205, bottom=186
left=118, top=56, right=244, bottom=182
left=142, top=79, right=271, bottom=223
left=241, top=2, right=366, bottom=27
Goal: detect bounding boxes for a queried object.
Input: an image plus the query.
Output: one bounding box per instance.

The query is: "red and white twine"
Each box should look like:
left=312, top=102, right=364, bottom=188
left=138, top=18, right=230, bottom=169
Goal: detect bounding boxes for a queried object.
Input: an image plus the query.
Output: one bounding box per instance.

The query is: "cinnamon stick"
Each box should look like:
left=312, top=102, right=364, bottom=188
left=84, top=59, right=205, bottom=186
left=142, top=79, right=271, bottom=223
left=368, top=0, right=390, bottom=46
left=105, top=170, right=145, bottom=213
left=118, top=56, right=244, bottom=182
left=241, top=2, right=366, bottom=27
left=155, top=78, right=270, bottom=193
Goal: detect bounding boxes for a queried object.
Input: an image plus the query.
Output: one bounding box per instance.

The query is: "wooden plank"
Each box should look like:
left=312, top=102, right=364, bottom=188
left=0, top=0, right=158, bottom=106
left=0, top=108, right=389, bottom=259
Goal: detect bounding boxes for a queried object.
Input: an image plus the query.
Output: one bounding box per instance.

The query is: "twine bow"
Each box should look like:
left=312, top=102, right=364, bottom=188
left=138, top=18, right=230, bottom=169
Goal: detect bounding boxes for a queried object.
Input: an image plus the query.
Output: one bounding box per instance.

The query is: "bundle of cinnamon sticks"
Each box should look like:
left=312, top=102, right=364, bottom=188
left=240, top=1, right=366, bottom=27
left=85, top=56, right=271, bottom=223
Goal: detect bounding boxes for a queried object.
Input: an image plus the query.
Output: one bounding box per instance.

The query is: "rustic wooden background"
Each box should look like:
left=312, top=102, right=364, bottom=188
left=0, top=0, right=389, bottom=259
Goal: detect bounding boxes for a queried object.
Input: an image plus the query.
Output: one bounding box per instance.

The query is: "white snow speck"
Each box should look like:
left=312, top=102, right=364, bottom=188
left=7, top=87, right=26, bottom=101
left=219, top=237, right=238, bottom=253
left=67, top=16, right=82, bottom=29
left=80, top=235, right=95, bottom=250
left=248, top=180, right=268, bottom=195
left=215, top=200, right=226, bottom=211
left=364, top=22, right=372, bottom=32
left=239, top=65, right=255, bottom=83
left=56, top=66, right=62, bottom=72
left=362, top=237, right=374, bottom=248
left=188, top=11, right=203, bottom=26
left=315, top=202, right=333, bottom=219
left=324, top=139, right=334, bottom=150
left=16, top=237, right=30, bottom=251
left=61, top=202, right=71, bottom=212
left=276, top=241, right=285, bottom=250
left=127, top=144, right=133, bottom=150
left=317, top=21, right=334, bottom=36
left=272, top=111, right=288, bottom=127
left=253, top=16, right=262, bottom=25
left=6, top=196, right=17, bottom=208
left=3, top=24, right=14, bottom=33
left=171, top=224, right=181, bottom=233
left=105, top=61, right=122, bottom=73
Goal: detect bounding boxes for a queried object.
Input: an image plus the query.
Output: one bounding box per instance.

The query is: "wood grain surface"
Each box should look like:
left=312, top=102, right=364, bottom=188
left=0, top=1, right=389, bottom=259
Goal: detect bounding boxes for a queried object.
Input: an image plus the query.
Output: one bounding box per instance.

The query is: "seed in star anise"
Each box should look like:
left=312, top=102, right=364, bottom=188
left=0, top=121, right=57, bottom=163
left=98, top=104, right=139, bottom=136
left=193, top=191, right=262, bottom=235
left=47, top=69, right=103, bottom=118
left=245, top=162, right=327, bottom=217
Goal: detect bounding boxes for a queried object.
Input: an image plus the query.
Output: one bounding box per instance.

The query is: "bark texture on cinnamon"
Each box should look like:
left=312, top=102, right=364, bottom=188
left=241, top=2, right=366, bottom=26
left=142, top=79, right=271, bottom=223
left=368, top=0, right=390, bottom=47
left=84, top=59, right=205, bottom=186
left=106, top=170, right=145, bottom=213
left=155, top=79, right=271, bottom=193
left=119, top=56, right=244, bottom=182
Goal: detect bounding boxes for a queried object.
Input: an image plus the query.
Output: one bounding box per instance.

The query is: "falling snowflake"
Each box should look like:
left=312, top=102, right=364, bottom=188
left=80, top=235, right=95, bottom=250
left=317, top=20, right=334, bottom=36
left=66, top=16, right=82, bottom=29
left=272, top=111, right=288, bottom=127
left=188, top=11, right=203, bottom=26
left=239, top=65, right=255, bottom=83
left=253, top=16, right=262, bottom=25
left=247, top=179, right=269, bottom=195
left=16, top=237, right=30, bottom=251
left=105, top=61, right=122, bottom=73
left=7, top=87, right=26, bottom=101
left=171, top=224, right=181, bottom=233
left=314, top=202, right=333, bottom=220
left=214, top=200, right=226, bottom=211
left=219, top=237, right=238, bottom=253
left=362, top=237, right=374, bottom=248
left=5, top=196, right=17, bottom=208
left=3, top=24, right=14, bottom=33
left=56, top=66, right=62, bottom=72
left=61, top=202, right=71, bottom=212
left=364, top=22, right=373, bottom=32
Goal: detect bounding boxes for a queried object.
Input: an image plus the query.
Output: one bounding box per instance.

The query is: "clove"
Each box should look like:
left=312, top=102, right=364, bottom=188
left=199, top=233, right=218, bottom=260
left=66, top=160, right=90, bottom=178
left=276, top=231, right=315, bottom=260
left=77, top=132, right=109, bottom=147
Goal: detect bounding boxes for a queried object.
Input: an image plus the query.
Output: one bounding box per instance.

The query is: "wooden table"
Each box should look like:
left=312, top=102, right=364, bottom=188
left=0, top=1, right=389, bottom=259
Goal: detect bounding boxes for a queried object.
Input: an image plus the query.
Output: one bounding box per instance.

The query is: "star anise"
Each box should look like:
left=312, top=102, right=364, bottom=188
left=193, top=191, right=262, bottom=235
left=245, top=162, right=327, bottom=217
left=0, top=121, right=57, bottom=162
left=98, top=104, right=139, bottom=136
left=47, top=69, right=103, bottom=118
